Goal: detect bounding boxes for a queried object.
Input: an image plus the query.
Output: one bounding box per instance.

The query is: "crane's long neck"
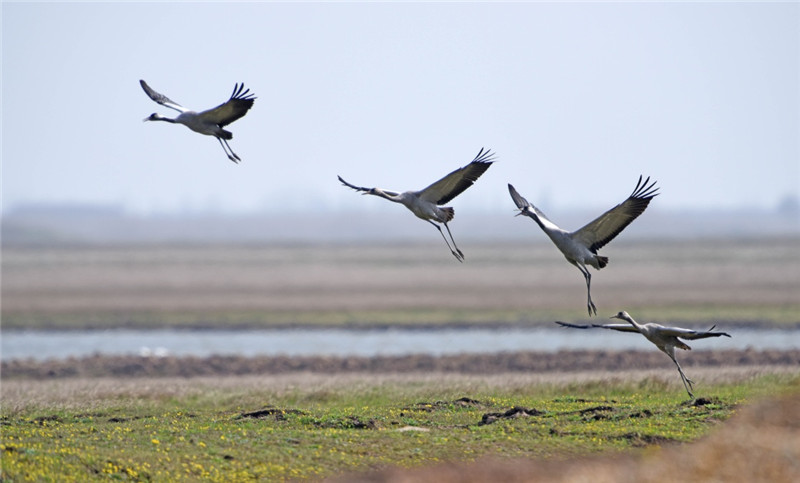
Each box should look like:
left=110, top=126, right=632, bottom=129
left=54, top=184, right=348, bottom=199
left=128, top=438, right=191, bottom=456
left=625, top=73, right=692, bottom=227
left=525, top=211, right=548, bottom=232
left=620, top=313, right=643, bottom=331
left=146, top=113, right=177, bottom=123
left=370, top=188, right=402, bottom=203
left=518, top=207, right=559, bottom=235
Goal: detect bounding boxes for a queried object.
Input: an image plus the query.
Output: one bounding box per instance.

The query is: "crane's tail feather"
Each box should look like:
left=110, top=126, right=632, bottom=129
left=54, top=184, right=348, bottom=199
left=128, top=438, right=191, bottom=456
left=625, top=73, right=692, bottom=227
left=596, top=256, right=609, bottom=269
left=441, top=207, right=455, bottom=222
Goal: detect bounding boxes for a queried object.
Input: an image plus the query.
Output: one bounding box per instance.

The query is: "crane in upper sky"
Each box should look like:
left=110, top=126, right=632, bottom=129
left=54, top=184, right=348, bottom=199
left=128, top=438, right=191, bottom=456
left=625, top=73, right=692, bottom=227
left=508, top=176, right=658, bottom=315
left=556, top=311, right=731, bottom=398
left=140, top=80, right=256, bottom=163
left=338, top=148, right=495, bottom=262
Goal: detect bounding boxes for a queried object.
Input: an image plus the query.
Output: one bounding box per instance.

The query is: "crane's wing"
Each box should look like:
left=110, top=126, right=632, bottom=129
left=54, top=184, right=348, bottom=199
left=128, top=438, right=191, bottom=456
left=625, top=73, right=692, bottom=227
left=197, top=83, right=256, bottom=127
left=140, top=80, right=188, bottom=113
left=666, top=325, right=732, bottom=340
left=337, top=176, right=400, bottom=197
left=507, top=184, right=562, bottom=231
left=417, top=148, right=495, bottom=204
left=571, top=175, right=659, bottom=253
left=555, top=321, right=640, bottom=333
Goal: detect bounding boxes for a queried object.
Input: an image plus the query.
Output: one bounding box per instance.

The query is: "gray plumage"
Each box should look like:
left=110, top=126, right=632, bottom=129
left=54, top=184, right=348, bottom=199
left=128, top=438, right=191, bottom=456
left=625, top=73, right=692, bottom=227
left=338, top=148, right=496, bottom=262
left=509, top=176, right=658, bottom=315
left=140, top=80, right=255, bottom=163
left=556, top=311, right=731, bottom=398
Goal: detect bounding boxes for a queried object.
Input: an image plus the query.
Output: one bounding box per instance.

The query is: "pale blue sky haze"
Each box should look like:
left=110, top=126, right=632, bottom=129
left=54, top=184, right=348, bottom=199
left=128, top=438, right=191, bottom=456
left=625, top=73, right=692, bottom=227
left=3, top=2, right=798, bottom=216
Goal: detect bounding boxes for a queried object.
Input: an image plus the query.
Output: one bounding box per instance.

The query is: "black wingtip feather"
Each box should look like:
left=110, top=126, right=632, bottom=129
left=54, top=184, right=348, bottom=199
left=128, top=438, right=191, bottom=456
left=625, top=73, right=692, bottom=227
left=554, top=321, right=591, bottom=329
left=337, top=175, right=370, bottom=193
left=631, top=175, right=659, bottom=200
left=230, top=83, right=256, bottom=101
left=473, top=147, right=497, bottom=164
left=432, top=151, right=495, bottom=205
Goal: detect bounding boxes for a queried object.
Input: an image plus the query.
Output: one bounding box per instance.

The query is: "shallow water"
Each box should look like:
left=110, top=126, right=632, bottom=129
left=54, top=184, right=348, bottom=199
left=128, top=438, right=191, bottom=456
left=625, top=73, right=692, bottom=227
left=2, top=328, right=797, bottom=361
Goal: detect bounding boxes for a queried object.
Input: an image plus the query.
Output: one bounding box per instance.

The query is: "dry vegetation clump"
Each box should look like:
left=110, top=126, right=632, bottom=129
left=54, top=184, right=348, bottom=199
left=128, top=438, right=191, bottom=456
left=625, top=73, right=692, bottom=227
left=329, top=391, right=800, bottom=483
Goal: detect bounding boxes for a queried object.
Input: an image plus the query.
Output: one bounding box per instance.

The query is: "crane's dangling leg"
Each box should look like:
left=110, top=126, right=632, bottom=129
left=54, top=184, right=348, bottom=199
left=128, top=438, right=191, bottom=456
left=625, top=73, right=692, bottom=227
left=216, top=137, right=240, bottom=163
left=669, top=353, right=695, bottom=398
left=222, top=138, right=241, bottom=162
left=428, top=221, right=463, bottom=262
left=443, top=222, right=465, bottom=261
left=575, top=263, right=597, bottom=316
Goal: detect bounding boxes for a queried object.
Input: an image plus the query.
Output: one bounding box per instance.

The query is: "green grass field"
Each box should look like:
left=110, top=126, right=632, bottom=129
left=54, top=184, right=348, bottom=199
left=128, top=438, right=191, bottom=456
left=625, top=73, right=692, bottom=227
left=2, top=373, right=798, bottom=482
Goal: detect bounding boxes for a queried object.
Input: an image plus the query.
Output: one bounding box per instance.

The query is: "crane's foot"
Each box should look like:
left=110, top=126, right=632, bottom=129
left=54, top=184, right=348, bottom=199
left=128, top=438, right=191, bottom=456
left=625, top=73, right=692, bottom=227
left=451, top=250, right=464, bottom=263
left=682, top=377, right=695, bottom=398
left=587, top=301, right=597, bottom=317
left=227, top=155, right=240, bottom=164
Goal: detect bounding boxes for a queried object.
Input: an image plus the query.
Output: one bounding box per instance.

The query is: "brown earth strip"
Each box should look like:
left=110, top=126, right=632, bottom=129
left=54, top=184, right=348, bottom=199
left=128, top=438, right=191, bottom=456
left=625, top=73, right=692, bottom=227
left=3, top=349, right=798, bottom=380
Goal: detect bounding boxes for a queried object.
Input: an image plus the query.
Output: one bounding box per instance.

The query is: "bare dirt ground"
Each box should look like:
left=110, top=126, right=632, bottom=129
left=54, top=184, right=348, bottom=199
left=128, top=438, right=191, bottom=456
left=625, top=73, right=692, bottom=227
left=2, top=238, right=798, bottom=324
left=3, top=349, right=799, bottom=380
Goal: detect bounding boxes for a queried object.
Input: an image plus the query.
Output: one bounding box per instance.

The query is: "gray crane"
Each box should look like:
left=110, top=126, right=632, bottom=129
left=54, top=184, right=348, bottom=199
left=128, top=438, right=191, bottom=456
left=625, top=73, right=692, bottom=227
left=338, top=148, right=496, bottom=262
left=140, top=80, right=256, bottom=163
left=556, top=311, right=731, bottom=398
left=508, top=176, right=658, bottom=315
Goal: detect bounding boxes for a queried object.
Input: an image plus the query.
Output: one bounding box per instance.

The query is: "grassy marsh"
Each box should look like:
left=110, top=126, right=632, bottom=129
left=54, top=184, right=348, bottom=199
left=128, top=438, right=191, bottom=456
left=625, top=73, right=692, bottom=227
left=2, top=372, right=798, bottom=481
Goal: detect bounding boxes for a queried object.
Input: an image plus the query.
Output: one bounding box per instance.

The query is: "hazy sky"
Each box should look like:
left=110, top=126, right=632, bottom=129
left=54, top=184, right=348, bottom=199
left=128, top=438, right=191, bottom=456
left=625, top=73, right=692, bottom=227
left=3, top=2, right=798, bottom=215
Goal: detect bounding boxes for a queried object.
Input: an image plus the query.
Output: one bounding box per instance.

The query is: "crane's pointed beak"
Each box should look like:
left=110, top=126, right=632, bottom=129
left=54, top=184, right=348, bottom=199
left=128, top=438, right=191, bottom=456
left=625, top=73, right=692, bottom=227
left=142, top=116, right=150, bottom=122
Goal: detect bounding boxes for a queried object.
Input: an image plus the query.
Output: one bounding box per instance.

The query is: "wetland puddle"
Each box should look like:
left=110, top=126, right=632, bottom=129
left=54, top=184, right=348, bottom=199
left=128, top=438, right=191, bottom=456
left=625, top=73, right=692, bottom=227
left=2, top=327, right=797, bottom=361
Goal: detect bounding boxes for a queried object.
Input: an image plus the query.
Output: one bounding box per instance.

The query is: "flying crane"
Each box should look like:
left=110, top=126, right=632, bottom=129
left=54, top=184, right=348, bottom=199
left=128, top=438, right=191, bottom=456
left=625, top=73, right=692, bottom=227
left=338, top=148, right=495, bottom=262
left=140, top=79, right=255, bottom=163
left=556, top=311, right=731, bottom=398
left=508, top=176, right=658, bottom=315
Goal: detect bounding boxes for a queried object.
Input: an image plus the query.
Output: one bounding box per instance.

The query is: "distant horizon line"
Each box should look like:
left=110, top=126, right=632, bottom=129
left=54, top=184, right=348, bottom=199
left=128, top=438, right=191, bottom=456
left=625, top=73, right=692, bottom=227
left=4, top=198, right=799, bottom=218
